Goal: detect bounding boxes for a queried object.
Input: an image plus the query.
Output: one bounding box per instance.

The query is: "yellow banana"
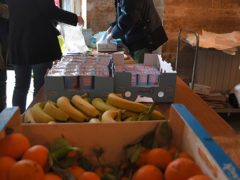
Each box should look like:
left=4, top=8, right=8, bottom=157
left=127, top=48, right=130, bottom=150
left=124, top=116, right=137, bottom=122
left=121, top=110, right=138, bottom=118
left=92, top=98, right=117, bottom=112
left=71, top=95, right=100, bottom=118
left=89, top=118, right=101, bottom=123
left=150, top=110, right=165, bottom=120
left=107, top=93, right=148, bottom=113
left=57, top=96, right=88, bottom=122
left=101, top=109, right=120, bottom=123
left=31, top=102, right=55, bottom=123
left=23, top=108, right=36, bottom=123
left=43, top=100, right=69, bottom=121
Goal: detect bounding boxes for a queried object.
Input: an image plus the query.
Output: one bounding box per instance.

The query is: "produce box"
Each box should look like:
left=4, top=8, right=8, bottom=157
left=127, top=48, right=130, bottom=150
left=45, top=53, right=176, bottom=103
left=1, top=104, right=240, bottom=180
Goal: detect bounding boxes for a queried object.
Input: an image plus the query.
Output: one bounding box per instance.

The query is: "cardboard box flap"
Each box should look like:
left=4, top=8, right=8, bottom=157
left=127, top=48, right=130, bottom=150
left=170, top=104, right=240, bottom=180
left=0, top=107, right=22, bottom=134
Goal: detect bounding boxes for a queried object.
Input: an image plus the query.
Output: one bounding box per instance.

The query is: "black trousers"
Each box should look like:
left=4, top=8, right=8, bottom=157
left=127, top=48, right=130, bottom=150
left=0, top=43, right=7, bottom=112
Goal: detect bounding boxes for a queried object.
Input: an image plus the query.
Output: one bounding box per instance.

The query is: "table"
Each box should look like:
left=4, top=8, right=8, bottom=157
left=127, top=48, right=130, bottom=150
left=29, top=76, right=237, bottom=137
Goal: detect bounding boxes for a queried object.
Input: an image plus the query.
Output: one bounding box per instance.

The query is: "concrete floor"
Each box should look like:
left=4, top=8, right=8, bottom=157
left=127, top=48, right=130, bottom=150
left=219, top=113, right=240, bottom=132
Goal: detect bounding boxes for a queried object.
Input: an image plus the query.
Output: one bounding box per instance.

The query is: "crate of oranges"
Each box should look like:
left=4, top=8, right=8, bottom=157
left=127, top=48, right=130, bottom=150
left=0, top=104, right=240, bottom=180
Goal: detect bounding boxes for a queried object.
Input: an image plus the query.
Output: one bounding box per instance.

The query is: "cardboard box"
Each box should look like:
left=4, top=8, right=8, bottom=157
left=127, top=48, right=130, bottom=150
left=45, top=54, right=177, bottom=103
left=1, top=104, right=240, bottom=180
left=193, top=83, right=211, bottom=95
left=97, top=42, right=117, bottom=52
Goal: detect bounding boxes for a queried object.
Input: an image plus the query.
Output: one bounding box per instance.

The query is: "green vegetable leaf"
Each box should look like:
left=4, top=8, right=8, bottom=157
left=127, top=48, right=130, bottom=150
left=52, top=166, right=75, bottom=180
left=101, top=173, right=116, bottom=180
left=159, top=120, right=172, bottom=146
left=140, top=127, right=158, bottom=149
left=137, top=103, right=156, bottom=121
left=78, top=156, right=93, bottom=171
left=48, top=137, right=83, bottom=169
left=48, top=138, right=71, bottom=153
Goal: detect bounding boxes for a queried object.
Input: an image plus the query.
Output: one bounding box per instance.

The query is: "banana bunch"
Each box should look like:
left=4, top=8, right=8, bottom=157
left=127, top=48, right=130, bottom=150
left=89, top=93, right=165, bottom=123
left=24, top=92, right=165, bottom=123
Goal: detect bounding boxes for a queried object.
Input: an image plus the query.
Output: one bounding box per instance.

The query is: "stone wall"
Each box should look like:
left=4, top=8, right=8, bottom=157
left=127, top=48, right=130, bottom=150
left=164, top=0, right=240, bottom=62
left=84, top=0, right=240, bottom=61
left=86, top=0, right=115, bottom=34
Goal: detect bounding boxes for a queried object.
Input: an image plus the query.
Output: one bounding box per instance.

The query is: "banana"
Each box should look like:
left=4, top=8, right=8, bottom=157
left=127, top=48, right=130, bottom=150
left=23, top=108, right=36, bottom=123
left=107, top=93, right=148, bottom=113
left=150, top=110, right=165, bottom=120
left=124, top=116, right=137, bottom=122
left=57, top=96, right=88, bottom=122
left=31, top=102, right=55, bottom=123
left=101, top=109, right=120, bottom=123
left=71, top=95, right=100, bottom=118
left=121, top=110, right=138, bottom=118
left=92, top=98, right=117, bottom=112
left=43, top=100, right=69, bottom=121
left=89, top=118, right=101, bottom=123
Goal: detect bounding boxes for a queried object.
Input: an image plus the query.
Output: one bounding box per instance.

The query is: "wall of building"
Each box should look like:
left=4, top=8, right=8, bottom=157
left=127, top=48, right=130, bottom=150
left=164, top=0, right=240, bottom=62
left=84, top=0, right=240, bottom=61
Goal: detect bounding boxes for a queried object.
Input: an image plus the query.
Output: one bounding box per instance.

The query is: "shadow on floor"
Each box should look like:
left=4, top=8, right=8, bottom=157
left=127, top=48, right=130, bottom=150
left=219, top=113, right=240, bottom=132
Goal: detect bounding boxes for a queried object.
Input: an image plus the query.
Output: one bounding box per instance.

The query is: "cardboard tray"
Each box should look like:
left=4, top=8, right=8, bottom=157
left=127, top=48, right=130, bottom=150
left=1, top=104, right=240, bottom=180
left=45, top=54, right=176, bottom=103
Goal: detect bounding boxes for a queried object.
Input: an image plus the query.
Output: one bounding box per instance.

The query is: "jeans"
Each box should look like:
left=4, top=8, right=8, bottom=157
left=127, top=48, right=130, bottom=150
left=12, top=62, right=52, bottom=113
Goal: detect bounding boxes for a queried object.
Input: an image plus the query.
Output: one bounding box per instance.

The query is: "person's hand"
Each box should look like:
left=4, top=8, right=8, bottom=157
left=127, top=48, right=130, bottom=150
left=106, top=33, right=113, bottom=43
left=107, top=26, right=113, bottom=34
left=77, top=16, right=84, bottom=26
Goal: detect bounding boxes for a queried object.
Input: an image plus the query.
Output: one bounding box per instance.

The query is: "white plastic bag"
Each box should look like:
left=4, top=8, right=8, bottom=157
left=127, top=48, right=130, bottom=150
left=58, top=23, right=89, bottom=54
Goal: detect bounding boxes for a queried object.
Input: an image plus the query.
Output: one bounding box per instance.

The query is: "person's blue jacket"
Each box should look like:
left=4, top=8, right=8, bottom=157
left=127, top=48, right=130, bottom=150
left=111, top=0, right=168, bottom=51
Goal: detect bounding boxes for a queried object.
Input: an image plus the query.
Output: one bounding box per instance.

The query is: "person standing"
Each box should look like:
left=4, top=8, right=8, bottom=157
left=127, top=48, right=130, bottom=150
left=6, top=0, right=84, bottom=113
left=107, top=0, right=168, bottom=63
left=0, top=0, right=9, bottom=112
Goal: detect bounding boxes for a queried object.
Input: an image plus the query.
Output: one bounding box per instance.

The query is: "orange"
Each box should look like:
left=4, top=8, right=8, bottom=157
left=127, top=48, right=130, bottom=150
left=8, top=159, right=45, bottom=180
left=0, top=156, right=16, bottom=180
left=44, top=173, right=63, bottom=180
left=120, top=163, right=127, bottom=169
left=135, top=149, right=150, bottom=166
left=188, top=175, right=212, bottom=180
left=66, top=165, right=85, bottom=179
left=104, top=167, right=113, bottom=173
left=0, top=133, right=30, bottom=159
left=94, top=167, right=113, bottom=177
left=178, top=152, right=193, bottom=160
left=164, top=158, right=203, bottom=180
left=167, top=146, right=179, bottom=158
left=22, top=144, right=49, bottom=171
left=132, top=164, right=163, bottom=180
left=79, top=171, right=101, bottom=180
left=146, top=148, right=172, bottom=169
left=67, top=150, right=77, bottom=157
left=94, top=167, right=103, bottom=177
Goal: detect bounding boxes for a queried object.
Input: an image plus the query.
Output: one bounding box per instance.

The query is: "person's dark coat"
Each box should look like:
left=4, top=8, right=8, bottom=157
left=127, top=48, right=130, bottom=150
left=111, top=0, right=168, bottom=51
left=6, top=0, right=78, bottom=65
left=0, top=0, right=9, bottom=45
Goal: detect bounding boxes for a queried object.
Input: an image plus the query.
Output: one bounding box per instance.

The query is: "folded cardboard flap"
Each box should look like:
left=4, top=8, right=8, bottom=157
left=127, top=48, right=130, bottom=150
left=186, top=30, right=240, bottom=54
left=0, top=107, right=22, bottom=134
